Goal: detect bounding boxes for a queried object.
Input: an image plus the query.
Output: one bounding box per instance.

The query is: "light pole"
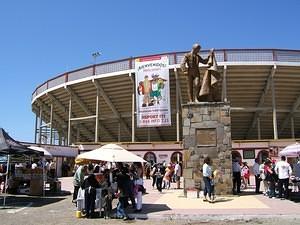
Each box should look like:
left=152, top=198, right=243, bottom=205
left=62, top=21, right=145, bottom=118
left=92, top=51, right=101, bottom=65
left=92, top=51, right=101, bottom=143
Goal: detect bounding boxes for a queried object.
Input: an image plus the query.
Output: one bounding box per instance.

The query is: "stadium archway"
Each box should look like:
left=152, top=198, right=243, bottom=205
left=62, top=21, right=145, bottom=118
left=232, top=150, right=242, bottom=161
left=170, top=151, right=182, bottom=163
left=257, top=150, right=269, bottom=163
left=144, top=151, right=156, bottom=164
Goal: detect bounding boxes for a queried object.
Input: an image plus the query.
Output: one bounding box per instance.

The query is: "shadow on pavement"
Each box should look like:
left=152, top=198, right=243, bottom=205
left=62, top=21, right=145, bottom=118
left=214, top=197, right=233, bottom=203
left=108, top=203, right=171, bottom=220
left=45, top=190, right=72, bottom=196
left=129, top=203, right=171, bottom=220
left=0, top=195, right=67, bottom=208
left=136, top=203, right=171, bottom=214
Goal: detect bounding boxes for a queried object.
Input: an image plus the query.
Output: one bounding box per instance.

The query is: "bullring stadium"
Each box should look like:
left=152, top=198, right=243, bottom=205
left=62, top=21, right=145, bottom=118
left=31, top=49, right=300, bottom=164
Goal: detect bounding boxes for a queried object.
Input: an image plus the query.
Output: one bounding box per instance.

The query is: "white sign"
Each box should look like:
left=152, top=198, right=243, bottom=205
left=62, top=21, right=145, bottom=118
left=135, top=55, right=171, bottom=127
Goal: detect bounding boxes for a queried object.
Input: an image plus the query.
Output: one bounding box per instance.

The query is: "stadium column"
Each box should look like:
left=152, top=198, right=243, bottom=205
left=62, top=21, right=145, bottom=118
left=76, top=124, right=80, bottom=142
left=257, top=117, right=261, bottom=140
left=271, top=65, right=278, bottom=139
left=222, top=65, right=228, bottom=102
left=174, top=67, right=180, bottom=142
left=118, top=123, right=121, bottom=142
left=129, top=72, right=135, bottom=142
left=34, top=113, right=38, bottom=144
left=39, top=105, right=43, bottom=144
left=95, top=86, right=100, bottom=143
left=49, top=103, right=53, bottom=145
left=291, top=117, right=295, bottom=139
left=67, top=95, right=72, bottom=145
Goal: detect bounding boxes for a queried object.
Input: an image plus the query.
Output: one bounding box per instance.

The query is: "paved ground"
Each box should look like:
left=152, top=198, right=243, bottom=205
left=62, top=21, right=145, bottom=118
left=1, top=177, right=300, bottom=224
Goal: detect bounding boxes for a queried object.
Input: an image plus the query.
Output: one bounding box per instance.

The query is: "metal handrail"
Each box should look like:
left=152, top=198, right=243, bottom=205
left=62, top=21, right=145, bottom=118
left=32, top=49, right=300, bottom=100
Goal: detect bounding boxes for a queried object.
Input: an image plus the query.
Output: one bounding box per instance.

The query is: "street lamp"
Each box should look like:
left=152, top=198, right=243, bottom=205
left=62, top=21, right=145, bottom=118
left=92, top=51, right=101, bottom=64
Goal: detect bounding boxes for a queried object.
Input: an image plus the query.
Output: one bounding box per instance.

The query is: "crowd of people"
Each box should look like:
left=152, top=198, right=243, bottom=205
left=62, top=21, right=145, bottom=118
left=232, top=155, right=298, bottom=200
left=71, top=160, right=183, bottom=219
left=71, top=154, right=300, bottom=219
left=72, top=162, right=145, bottom=220
left=148, top=161, right=182, bottom=192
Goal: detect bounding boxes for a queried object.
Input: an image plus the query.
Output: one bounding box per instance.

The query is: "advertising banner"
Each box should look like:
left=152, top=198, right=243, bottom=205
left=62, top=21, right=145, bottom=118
left=135, top=55, right=171, bottom=127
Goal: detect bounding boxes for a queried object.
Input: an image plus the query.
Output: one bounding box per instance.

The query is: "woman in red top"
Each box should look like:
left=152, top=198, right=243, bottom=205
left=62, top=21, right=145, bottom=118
left=241, top=162, right=250, bottom=189
left=263, top=159, right=273, bottom=197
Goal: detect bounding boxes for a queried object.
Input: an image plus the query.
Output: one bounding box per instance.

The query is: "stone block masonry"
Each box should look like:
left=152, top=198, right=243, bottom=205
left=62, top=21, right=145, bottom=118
left=182, top=102, right=232, bottom=196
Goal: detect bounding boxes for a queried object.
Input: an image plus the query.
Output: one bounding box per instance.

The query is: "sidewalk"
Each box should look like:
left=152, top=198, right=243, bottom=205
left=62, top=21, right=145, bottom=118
left=60, top=177, right=300, bottom=221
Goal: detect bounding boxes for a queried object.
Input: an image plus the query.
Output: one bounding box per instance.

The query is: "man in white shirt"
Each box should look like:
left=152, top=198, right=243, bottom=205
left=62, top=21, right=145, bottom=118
left=275, top=155, right=292, bottom=200
left=252, top=158, right=261, bottom=194
left=174, top=162, right=182, bottom=189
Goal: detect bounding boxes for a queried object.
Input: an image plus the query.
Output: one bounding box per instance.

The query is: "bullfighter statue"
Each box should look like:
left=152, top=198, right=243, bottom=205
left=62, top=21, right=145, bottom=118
left=181, top=43, right=221, bottom=102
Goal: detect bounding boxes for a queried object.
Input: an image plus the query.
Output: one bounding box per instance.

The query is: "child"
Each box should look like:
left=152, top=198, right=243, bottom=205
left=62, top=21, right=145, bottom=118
left=210, top=169, right=221, bottom=203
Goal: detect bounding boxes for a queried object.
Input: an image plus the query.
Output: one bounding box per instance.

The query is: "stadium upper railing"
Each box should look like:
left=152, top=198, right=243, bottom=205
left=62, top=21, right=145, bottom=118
left=32, top=49, right=300, bottom=100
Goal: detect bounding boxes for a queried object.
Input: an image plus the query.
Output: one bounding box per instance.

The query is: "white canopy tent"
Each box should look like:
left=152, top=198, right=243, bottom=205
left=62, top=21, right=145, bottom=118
left=75, top=144, right=146, bottom=164
left=28, top=146, right=53, bottom=197
left=279, top=143, right=300, bottom=157
left=28, top=146, right=53, bottom=159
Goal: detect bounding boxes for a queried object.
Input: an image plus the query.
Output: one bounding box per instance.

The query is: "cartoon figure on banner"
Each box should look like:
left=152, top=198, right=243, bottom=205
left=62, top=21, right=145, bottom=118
left=137, top=75, right=153, bottom=107
left=150, top=74, right=167, bottom=105
left=137, top=74, right=167, bottom=107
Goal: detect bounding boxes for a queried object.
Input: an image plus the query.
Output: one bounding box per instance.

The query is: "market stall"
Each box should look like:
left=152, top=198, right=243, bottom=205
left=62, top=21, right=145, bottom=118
left=0, top=128, right=43, bottom=206
left=74, top=144, right=146, bottom=217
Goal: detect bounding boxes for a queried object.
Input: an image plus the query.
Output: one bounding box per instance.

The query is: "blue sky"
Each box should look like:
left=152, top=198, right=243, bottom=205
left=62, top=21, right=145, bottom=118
left=0, top=0, right=299, bottom=142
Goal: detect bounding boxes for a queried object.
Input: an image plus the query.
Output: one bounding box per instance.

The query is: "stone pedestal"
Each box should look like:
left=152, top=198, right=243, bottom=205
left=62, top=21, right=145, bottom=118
left=182, top=102, right=232, bottom=196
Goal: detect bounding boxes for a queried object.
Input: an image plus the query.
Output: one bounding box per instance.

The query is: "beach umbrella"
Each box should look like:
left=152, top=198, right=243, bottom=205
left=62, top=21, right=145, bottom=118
left=279, top=143, right=300, bottom=157
left=75, top=143, right=146, bottom=164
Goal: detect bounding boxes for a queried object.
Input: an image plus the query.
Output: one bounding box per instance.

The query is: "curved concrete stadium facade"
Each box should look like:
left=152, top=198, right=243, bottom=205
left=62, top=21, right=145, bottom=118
left=31, top=49, right=300, bottom=162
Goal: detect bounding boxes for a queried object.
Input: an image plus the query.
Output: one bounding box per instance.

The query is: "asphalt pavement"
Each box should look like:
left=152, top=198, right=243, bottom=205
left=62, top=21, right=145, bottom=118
left=1, top=177, right=300, bottom=225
